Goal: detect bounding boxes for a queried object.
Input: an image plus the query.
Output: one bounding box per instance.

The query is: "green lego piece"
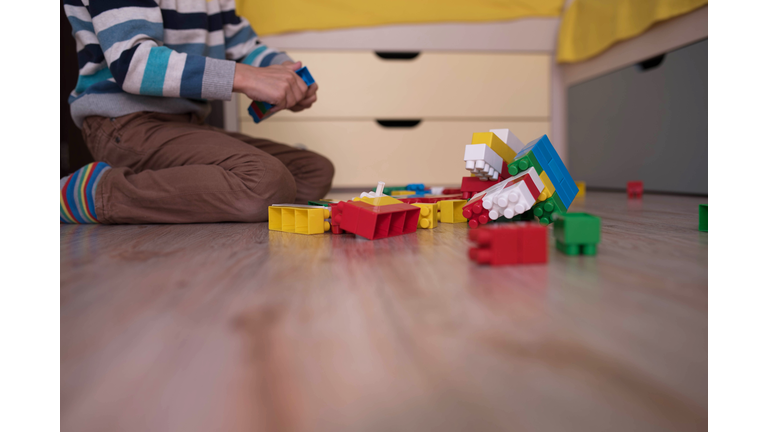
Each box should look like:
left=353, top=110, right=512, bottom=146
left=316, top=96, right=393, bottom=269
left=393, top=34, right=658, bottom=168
left=699, top=204, right=708, bottom=232
left=374, top=186, right=408, bottom=195
left=531, top=192, right=567, bottom=225
left=308, top=199, right=338, bottom=207
left=508, top=152, right=544, bottom=176
left=553, top=212, right=601, bottom=256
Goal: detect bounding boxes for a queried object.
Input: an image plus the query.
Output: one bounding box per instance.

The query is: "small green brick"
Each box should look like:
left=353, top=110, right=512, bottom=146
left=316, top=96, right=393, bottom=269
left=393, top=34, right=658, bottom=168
left=553, top=212, right=601, bottom=255
left=508, top=152, right=544, bottom=176
left=532, top=192, right=567, bottom=225
left=699, top=204, right=707, bottom=232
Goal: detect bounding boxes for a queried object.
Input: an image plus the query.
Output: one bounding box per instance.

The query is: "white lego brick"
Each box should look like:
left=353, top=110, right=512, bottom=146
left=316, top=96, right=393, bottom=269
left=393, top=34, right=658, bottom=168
left=463, top=144, right=503, bottom=179
left=360, top=181, right=385, bottom=198
left=489, top=128, right=526, bottom=153
left=482, top=180, right=536, bottom=220
left=511, top=167, right=545, bottom=196
left=430, top=186, right=445, bottom=195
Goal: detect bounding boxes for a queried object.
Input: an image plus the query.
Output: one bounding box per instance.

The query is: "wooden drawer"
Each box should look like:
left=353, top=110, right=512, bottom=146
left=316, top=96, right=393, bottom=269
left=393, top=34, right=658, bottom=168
left=241, top=120, right=550, bottom=187
left=237, top=51, right=551, bottom=119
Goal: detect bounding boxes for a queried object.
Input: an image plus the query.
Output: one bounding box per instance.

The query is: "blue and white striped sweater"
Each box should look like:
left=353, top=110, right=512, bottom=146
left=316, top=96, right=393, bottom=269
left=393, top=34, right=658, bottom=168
left=64, top=0, right=291, bottom=127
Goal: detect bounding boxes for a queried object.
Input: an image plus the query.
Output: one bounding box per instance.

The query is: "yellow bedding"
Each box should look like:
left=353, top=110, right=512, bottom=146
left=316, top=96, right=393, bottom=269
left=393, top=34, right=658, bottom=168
left=235, top=0, right=564, bottom=36
left=557, top=0, right=708, bottom=63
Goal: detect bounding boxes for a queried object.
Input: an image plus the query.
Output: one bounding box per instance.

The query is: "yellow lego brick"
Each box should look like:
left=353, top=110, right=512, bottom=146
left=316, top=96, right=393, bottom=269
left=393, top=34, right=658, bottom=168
left=268, top=206, right=330, bottom=234
left=538, top=170, right=556, bottom=203
left=471, top=132, right=517, bottom=164
left=357, top=195, right=404, bottom=206
left=575, top=181, right=586, bottom=198
left=437, top=199, right=468, bottom=223
left=414, top=203, right=439, bottom=229
left=391, top=190, right=416, bottom=196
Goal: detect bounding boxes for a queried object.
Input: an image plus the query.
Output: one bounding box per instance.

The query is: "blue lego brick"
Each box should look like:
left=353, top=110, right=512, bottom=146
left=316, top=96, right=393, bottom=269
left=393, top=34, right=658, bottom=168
left=522, top=135, right=577, bottom=208
left=250, top=67, right=315, bottom=123
left=406, top=183, right=425, bottom=192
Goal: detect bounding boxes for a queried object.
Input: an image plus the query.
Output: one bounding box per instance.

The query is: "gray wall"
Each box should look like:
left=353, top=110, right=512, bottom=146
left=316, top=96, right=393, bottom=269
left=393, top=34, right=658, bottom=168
left=568, top=39, right=708, bottom=195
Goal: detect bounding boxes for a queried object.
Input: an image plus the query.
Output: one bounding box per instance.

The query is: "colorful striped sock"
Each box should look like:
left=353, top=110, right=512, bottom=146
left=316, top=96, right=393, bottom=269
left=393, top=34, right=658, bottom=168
left=60, top=162, right=111, bottom=224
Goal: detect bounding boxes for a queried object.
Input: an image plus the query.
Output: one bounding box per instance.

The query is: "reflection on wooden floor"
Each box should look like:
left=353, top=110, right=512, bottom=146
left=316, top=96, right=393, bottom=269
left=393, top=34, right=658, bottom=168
left=61, top=192, right=708, bottom=432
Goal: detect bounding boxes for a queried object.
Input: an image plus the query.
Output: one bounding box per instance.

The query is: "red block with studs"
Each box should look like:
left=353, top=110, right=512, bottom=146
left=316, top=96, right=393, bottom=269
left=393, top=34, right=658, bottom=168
left=468, top=222, right=548, bottom=266
left=462, top=198, right=491, bottom=229
left=627, top=181, right=643, bottom=198
left=331, top=200, right=420, bottom=240
left=461, top=176, right=501, bottom=199
left=328, top=203, right=344, bottom=234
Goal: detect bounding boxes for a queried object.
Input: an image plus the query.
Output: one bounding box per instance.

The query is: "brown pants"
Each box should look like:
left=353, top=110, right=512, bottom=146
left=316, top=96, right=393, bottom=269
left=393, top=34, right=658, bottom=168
left=82, top=112, right=334, bottom=224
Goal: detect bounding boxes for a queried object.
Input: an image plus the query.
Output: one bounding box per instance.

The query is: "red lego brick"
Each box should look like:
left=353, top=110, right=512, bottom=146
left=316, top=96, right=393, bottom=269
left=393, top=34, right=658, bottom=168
left=462, top=198, right=490, bottom=229
left=398, top=195, right=463, bottom=204
left=442, top=188, right=462, bottom=195
left=329, top=203, right=344, bottom=234
left=468, top=222, right=547, bottom=266
left=461, top=176, right=501, bottom=200
left=332, top=201, right=419, bottom=240
left=627, top=181, right=643, bottom=198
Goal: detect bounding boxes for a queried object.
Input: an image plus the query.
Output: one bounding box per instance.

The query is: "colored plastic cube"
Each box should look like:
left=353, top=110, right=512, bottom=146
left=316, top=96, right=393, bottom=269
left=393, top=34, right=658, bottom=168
left=331, top=201, right=419, bottom=240
left=511, top=135, right=578, bottom=209
left=250, top=66, right=315, bottom=123
left=468, top=222, right=548, bottom=266
left=553, top=212, right=601, bottom=255
left=699, top=204, right=707, bottom=232
left=627, top=181, right=643, bottom=198
left=268, top=205, right=331, bottom=234
left=414, top=203, right=439, bottom=229
left=438, top=199, right=468, bottom=223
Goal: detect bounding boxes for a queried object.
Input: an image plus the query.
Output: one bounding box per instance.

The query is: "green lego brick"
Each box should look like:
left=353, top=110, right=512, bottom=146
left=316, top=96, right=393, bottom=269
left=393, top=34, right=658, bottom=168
left=531, top=192, right=567, bottom=225
left=556, top=240, right=597, bottom=256
left=553, top=212, right=601, bottom=245
left=375, top=186, right=407, bottom=195
left=699, top=204, right=708, bottom=232
left=507, top=152, right=544, bottom=176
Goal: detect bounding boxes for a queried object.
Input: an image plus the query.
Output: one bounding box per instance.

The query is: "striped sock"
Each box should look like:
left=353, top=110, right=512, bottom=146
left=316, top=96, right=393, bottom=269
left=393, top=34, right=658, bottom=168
left=60, top=162, right=111, bottom=224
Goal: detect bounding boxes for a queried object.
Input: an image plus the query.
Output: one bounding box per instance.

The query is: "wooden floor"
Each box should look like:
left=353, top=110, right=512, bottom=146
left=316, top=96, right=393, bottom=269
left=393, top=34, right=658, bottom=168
left=61, top=191, right=708, bottom=432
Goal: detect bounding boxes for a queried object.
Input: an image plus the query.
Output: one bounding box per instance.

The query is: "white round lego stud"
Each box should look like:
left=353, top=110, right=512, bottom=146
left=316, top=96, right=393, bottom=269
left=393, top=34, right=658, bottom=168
left=497, top=196, right=508, bottom=208
left=466, top=160, right=475, bottom=170
left=482, top=198, right=493, bottom=210
left=503, top=208, right=516, bottom=219
left=491, top=171, right=499, bottom=180
left=489, top=210, right=500, bottom=220
left=514, top=203, right=526, bottom=214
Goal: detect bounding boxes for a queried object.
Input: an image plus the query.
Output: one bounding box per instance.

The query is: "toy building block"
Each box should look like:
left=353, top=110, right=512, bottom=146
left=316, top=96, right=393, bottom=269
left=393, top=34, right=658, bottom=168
left=250, top=66, right=315, bottom=123
left=414, top=203, right=439, bottom=229
left=391, top=190, right=416, bottom=196
left=699, top=204, right=708, bottom=232
left=332, top=201, right=419, bottom=240
left=471, top=132, right=517, bottom=164
left=468, top=222, right=548, bottom=265
left=429, top=186, right=445, bottom=195
left=362, top=181, right=386, bottom=199
left=461, top=176, right=502, bottom=199
left=328, top=203, right=344, bottom=234
left=464, top=144, right=503, bottom=180
left=460, top=168, right=543, bottom=225
left=532, top=192, right=568, bottom=225
left=627, top=181, right=643, bottom=198
left=575, top=181, right=586, bottom=198
left=268, top=205, right=331, bottom=234
left=462, top=199, right=490, bottom=229
left=308, top=199, right=338, bottom=207
left=553, top=212, right=601, bottom=255
left=509, top=135, right=578, bottom=209
left=489, top=128, right=526, bottom=153
left=442, top=188, right=462, bottom=195
left=437, top=199, right=468, bottom=223
left=398, top=195, right=463, bottom=204
left=406, top=183, right=425, bottom=192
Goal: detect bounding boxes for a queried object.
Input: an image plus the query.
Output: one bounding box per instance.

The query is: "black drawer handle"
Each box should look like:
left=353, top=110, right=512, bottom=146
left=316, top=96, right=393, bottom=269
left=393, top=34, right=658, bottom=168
left=636, top=54, right=665, bottom=71
left=376, top=119, right=422, bottom=128
left=375, top=51, right=421, bottom=60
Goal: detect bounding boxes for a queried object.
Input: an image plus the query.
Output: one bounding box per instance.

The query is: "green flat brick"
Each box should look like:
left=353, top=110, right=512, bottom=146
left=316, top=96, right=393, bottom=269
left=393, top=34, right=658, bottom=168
left=508, top=152, right=543, bottom=176
left=531, top=191, right=567, bottom=225
left=699, top=204, right=708, bottom=232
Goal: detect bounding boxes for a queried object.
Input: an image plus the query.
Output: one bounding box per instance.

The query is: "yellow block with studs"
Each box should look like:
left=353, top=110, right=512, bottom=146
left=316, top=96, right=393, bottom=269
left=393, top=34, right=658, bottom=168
left=538, top=170, right=556, bottom=203
left=268, top=206, right=331, bottom=234
left=354, top=195, right=404, bottom=206
left=437, top=199, right=468, bottom=223
left=414, top=202, right=439, bottom=229
left=471, top=132, right=517, bottom=164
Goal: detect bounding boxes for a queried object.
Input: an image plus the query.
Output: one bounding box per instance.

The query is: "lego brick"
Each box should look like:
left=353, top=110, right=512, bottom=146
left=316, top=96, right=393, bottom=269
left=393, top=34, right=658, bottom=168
left=414, top=203, right=439, bottom=229
left=508, top=150, right=544, bottom=177
left=553, top=212, right=601, bottom=256
left=532, top=192, right=568, bottom=225
left=518, top=135, right=577, bottom=208
left=406, top=183, right=426, bottom=192
left=468, top=222, right=547, bottom=265
left=699, top=204, right=707, bottom=232
left=575, top=181, right=586, bottom=198
left=471, top=132, right=517, bottom=164
left=464, top=144, right=503, bottom=180
left=398, top=195, right=464, bottom=204
left=391, top=190, right=416, bottom=196
left=332, top=201, right=419, bottom=240
left=250, top=66, right=315, bottom=123
left=627, top=181, right=643, bottom=198
left=461, top=176, right=501, bottom=194
left=462, top=199, right=490, bottom=229
left=482, top=169, right=540, bottom=221
left=539, top=170, right=556, bottom=202
left=308, top=199, right=338, bottom=207
left=437, top=199, right=468, bottom=223
left=429, top=186, right=445, bottom=195
left=268, top=206, right=331, bottom=234
left=488, top=128, right=526, bottom=153
left=357, top=195, right=404, bottom=206
left=442, top=188, right=462, bottom=195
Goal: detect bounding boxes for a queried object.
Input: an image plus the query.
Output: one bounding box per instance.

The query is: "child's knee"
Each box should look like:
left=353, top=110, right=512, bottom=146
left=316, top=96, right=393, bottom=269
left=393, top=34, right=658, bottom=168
left=231, top=155, right=296, bottom=222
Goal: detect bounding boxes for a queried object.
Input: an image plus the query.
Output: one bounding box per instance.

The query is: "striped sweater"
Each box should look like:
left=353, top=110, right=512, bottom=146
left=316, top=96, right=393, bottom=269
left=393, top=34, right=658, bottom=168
left=63, top=0, right=292, bottom=128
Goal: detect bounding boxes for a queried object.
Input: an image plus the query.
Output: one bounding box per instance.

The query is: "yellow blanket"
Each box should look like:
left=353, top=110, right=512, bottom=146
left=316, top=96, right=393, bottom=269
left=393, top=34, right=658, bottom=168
left=557, top=0, right=708, bottom=62
left=235, top=0, right=564, bottom=36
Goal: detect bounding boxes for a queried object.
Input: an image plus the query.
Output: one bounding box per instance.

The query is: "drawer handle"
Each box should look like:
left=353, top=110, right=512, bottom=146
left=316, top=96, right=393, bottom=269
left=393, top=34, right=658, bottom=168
left=375, top=51, right=421, bottom=60
left=636, top=54, right=665, bottom=71
left=376, top=119, right=422, bottom=128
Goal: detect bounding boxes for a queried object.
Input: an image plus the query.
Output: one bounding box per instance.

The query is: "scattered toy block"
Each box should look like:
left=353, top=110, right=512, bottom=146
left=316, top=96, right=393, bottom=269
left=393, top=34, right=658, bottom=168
left=468, top=222, right=548, bottom=265
left=414, top=203, right=439, bottom=229
left=332, top=201, right=420, bottom=240
left=699, top=204, right=707, bottom=232
left=553, top=212, right=601, bottom=255
left=430, top=186, right=445, bottom=195
left=308, top=199, right=338, bottom=207
left=511, top=135, right=578, bottom=208
left=532, top=192, right=568, bottom=225
left=268, top=205, right=331, bottom=234
left=250, top=66, right=316, bottom=123
left=471, top=132, right=517, bottom=164
left=437, top=199, right=468, bottom=223
left=357, top=195, right=404, bottom=206
left=461, top=176, right=501, bottom=199
left=464, top=144, right=503, bottom=180
left=575, top=181, right=586, bottom=198
left=627, top=181, right=643, bottom=198
left=391, top=190, right=416, bottom=196
left=442, top=188, right=462, bottom=195
left=406, top=183, right=426, bottom=192
left=489, top=128, right=526, bottom=153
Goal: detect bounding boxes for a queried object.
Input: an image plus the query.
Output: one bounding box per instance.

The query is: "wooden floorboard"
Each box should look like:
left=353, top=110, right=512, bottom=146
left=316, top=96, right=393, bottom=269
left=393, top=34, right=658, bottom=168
left=61, top=191, right=708, bottom=432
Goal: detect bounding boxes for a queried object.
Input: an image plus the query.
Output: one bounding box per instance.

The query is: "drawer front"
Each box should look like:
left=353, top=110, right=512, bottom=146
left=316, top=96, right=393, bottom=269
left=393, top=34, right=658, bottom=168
left=238, top=51, right=551, bottom=119
left=241, top=120, right=550, bottom=187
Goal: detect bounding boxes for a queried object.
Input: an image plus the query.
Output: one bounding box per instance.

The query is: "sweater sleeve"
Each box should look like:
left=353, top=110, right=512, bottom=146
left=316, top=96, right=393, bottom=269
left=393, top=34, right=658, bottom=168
left=89, top=0, right=235, bottom=100
left=220, top=7, right=293, bottom=67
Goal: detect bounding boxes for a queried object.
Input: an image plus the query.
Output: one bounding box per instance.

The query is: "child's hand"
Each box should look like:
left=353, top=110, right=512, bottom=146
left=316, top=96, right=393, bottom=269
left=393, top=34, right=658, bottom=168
left=233, top=62, right=308, bottom=113
left=281, top=61, right=319, bottom=112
